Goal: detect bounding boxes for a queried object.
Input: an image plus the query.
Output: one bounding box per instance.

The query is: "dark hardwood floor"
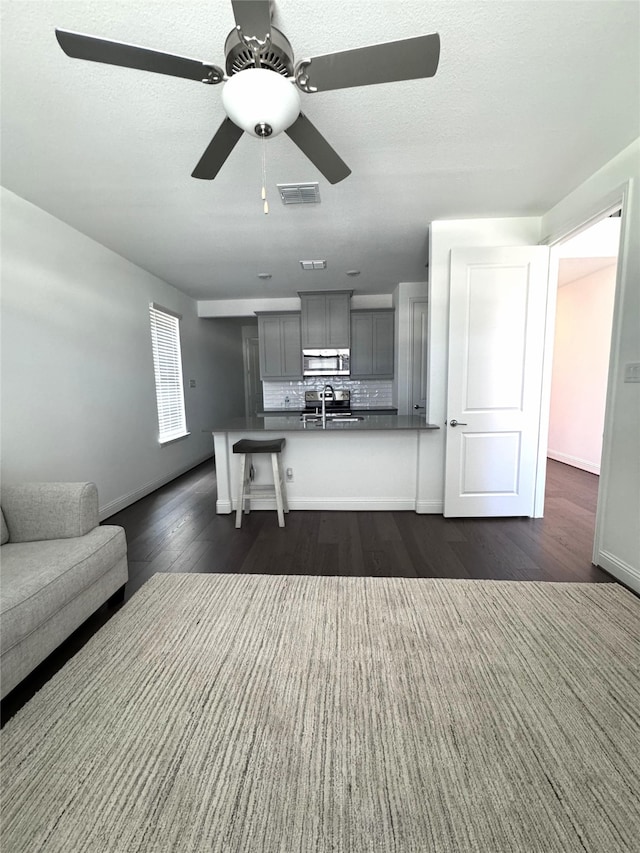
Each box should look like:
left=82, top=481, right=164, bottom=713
left=1, top=458, right=616, bottom=724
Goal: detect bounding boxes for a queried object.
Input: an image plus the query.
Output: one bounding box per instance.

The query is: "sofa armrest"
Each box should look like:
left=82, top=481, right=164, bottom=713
left=0, top=483, right=99, bottom=543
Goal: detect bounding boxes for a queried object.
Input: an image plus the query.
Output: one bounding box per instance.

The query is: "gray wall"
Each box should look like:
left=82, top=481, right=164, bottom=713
left=0, top=188, right=244, bottom=517
left=203, top=317, right=249, bottom=421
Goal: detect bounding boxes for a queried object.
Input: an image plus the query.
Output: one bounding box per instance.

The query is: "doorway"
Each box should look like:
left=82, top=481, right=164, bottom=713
left=242, top=325, right=261, bottom=417
left=538, top=201, right=625, bottom=566
left=410, top=298, right=428, bottom=413
left=546, top=211, right=620, bottom=476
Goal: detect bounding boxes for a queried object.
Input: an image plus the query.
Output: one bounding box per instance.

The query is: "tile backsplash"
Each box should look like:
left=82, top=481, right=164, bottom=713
left=262, top=379, right=394, bottom=410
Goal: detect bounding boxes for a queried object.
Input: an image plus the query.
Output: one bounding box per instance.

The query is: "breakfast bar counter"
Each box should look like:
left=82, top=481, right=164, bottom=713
left=210, top=414, right=441, bottom=516
left=211, top=413, right=439, bottom=432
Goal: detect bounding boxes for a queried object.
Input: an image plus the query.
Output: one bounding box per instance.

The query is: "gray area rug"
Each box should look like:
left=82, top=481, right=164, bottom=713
left=2, top=574, right=639, bottom=852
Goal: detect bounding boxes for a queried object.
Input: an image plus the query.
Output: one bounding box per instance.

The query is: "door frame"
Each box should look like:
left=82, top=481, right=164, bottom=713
left=534, top=180, right=632, bottom=564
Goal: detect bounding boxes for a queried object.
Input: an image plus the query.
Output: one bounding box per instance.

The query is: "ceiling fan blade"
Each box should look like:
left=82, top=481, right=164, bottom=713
left=285, top=114, right=351, bottom=185
left=231, top=0, right=272, bottom=42
left=55, top=29, right=223, bottom=84
left=192, top=118, right=244, bottom=180
left=296, top=33, right=440, bottom=93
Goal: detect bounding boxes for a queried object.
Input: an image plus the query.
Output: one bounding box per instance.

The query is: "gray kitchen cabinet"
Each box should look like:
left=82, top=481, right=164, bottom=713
left=257, top=313, right=302, bottom=379
left=300, top=291, right=351, bottom=348
left=350, top=309, right=395, bottom=379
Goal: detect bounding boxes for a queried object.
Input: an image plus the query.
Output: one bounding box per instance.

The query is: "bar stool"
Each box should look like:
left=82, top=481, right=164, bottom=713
left=232, top=438, right=288, bottom=528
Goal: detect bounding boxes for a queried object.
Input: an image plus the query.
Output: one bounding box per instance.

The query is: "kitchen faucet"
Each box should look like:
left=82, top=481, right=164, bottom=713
left=320, top=384, right=334, bottom=428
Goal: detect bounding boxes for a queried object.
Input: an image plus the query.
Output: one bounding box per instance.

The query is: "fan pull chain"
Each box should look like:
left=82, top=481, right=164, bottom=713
left=261, top=135, right=269, bottom=215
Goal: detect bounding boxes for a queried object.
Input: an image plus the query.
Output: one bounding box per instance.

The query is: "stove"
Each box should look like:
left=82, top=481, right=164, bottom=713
left=304, top=389, right=350, bottom=415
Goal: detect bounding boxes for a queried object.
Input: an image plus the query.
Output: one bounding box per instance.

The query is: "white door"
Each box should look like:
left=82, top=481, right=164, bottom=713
left=444, top=246, right=550, bottom=517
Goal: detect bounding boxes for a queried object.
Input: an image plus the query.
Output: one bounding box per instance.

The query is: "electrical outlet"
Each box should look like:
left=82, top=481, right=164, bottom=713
left=623, top=362, right=640, bottom=383
left=286, top=467, right=294, bottom=482
left=189, top=379, right=196, bottom=388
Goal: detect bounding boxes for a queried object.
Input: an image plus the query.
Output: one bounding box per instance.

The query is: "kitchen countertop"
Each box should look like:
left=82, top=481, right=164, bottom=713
left=209, top=414, right=439, bottom=432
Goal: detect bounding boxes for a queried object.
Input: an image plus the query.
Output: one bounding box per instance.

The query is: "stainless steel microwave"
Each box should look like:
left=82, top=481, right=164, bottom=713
left=302, top=348, right=350, bottom=376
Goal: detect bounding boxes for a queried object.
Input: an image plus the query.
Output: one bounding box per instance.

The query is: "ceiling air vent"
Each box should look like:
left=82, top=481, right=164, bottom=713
left=300, top=260, right=327, bottom=270
left=277, top=183, right=321, bottom=205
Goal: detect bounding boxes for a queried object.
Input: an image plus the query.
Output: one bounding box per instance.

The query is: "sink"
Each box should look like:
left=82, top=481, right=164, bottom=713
left=300, top=413, right=364, bottom=426
left=300, top=412, right=364, bottom=421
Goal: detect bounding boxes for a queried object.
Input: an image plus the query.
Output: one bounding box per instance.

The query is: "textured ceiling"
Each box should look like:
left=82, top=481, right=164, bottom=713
left=1, top=1, right=639, bottom=302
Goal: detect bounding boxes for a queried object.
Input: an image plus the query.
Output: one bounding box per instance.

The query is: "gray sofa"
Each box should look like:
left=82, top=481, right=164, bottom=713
left=0, top=482, right=128, bottom=699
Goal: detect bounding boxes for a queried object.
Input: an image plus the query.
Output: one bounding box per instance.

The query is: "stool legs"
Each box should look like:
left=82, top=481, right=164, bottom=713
left=271, top=451, right=288, bottom=528
left=235, top=450, right=288, bottom=528
left=278, top=455, right=289, bottom=515
left=235, top=452, right=250, bottom=529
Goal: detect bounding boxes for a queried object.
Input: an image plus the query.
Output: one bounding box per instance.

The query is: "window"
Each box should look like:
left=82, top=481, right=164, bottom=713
left=149, top=304, right=188, bottom=444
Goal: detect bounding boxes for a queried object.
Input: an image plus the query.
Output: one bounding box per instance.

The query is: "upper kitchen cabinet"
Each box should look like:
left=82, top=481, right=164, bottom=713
left=257, top=313, right=302, bottom=380
left=299, top=291, right=352, bottom=348
left=350, top=309, right=395, bottom=379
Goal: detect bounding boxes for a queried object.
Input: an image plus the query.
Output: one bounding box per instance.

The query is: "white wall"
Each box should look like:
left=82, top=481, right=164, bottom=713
left=541, top=138, right=640, bottom=590
left=1, top=188, right=245, bottom=517
left=425, top=218, right=542, bottom=509
left=548, top=263, right=616, bottom=473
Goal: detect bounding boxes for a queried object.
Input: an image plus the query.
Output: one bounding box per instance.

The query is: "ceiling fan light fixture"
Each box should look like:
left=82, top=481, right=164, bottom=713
left=222, top=67, right=300, bottom=138
left=55, top=6, right=440, bottom=184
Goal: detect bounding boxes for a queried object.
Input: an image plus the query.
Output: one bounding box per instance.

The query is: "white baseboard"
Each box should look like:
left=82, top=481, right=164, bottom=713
left=547, top=450, right=600, bottom=475
left=292, top=498, right=417, bottom=511
left=415, top=500, right=444, bottom=515
left=99, top=455, right=213, bottom=520
left=220, top=497, right=422, bottom=513
left=597, top=550, right=640, bottom=594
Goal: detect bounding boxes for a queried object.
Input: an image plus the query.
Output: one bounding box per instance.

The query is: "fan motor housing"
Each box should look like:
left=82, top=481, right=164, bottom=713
left=224, top=26, right=294, bottom=78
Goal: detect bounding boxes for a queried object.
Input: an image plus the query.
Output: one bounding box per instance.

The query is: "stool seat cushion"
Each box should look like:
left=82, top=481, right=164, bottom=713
left=233, top=438, right=286, bottom=455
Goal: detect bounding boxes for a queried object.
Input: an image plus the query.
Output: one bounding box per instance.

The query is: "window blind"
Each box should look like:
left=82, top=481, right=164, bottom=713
left=149, top=304, right=188, bottom=443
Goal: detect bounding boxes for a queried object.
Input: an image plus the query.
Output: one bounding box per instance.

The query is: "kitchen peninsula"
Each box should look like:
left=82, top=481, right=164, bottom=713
left=211, top=414, right=440, bottom=515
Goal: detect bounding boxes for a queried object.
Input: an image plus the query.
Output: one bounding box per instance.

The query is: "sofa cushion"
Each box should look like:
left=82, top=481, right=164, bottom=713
left=1, top=508, right=8, bottom=545
left=0, top=525, right=126, bottom=654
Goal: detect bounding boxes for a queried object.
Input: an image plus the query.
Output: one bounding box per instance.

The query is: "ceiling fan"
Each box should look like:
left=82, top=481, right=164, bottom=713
left=55, top=0, right=440, bottom=184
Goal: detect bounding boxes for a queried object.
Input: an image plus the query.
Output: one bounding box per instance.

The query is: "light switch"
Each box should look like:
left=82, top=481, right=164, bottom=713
left=623, top=363, right=640, bottom=383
